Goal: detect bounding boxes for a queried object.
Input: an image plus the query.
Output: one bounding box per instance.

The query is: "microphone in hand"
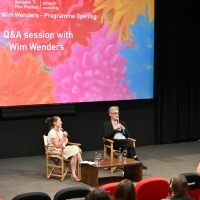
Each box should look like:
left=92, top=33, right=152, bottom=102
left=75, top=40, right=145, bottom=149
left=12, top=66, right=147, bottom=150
left=117, top=118, right=125, bottom=135
left=60, top=127, right=69, bottom=138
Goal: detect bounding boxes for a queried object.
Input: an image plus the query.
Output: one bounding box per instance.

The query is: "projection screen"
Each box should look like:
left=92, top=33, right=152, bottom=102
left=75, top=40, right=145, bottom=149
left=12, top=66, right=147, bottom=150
left=0, top=0, right=154, bottom=106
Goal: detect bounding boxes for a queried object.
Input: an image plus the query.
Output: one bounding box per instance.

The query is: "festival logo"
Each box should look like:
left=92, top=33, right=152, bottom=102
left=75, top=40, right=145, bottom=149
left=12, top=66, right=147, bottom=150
left=15, top=0, right=40, bottom=9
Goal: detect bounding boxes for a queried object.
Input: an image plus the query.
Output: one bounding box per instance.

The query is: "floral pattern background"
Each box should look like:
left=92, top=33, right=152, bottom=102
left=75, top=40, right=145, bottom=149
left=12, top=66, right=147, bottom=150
left=0, top=0, right=154, bottom=106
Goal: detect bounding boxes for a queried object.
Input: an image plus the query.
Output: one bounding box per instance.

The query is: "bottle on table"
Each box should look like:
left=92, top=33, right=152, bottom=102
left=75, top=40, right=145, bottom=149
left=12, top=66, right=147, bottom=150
left=94, top=152, right=98, bottom=164
left=118, top=148, right=122, bottom=159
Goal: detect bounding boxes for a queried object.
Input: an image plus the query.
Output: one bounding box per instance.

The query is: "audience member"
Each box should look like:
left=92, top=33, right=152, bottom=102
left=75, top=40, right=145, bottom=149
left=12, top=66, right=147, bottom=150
left=114, top=179, right=137, bottom=200
left=162, top=174, right=195, bottom=200
left=45, top=116, right=82, bottom=181
left=85, top=188, right=111, bottom=200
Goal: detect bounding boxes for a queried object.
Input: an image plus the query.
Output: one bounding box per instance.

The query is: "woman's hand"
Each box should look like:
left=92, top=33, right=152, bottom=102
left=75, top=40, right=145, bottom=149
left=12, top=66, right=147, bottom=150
left=63, top=131, right=68, bottom=137
left=63, top=132, right=69, bottom=145
left=52, top=134, right=68, bottom=146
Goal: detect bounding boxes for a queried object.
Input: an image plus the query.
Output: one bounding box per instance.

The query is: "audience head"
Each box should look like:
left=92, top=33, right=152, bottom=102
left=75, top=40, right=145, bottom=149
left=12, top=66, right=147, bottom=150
left=86, top=188, right=111, bottom=200
left=171, top=174, right=188, bottom=197
left=45, top=116, right=61, bottom=129
left=114, top=179, right=137, bottom=200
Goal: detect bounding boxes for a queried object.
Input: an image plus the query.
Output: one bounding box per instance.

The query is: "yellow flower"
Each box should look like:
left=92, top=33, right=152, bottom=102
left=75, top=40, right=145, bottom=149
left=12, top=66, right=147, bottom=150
left=93, top=0, right=154, bottom=41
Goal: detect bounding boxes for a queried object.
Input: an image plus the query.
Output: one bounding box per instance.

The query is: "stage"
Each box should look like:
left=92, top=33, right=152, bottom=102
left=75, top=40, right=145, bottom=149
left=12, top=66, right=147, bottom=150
left=0, top=141, right=200, bottom=199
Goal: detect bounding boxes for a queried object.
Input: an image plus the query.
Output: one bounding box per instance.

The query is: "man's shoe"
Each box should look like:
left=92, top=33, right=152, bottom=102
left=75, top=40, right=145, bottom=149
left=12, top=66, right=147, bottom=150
left=142, top=165, right=147, bottom=170
left=134, top=157, right=147, bottom=169
left=134, top=156, right=139, bottom=161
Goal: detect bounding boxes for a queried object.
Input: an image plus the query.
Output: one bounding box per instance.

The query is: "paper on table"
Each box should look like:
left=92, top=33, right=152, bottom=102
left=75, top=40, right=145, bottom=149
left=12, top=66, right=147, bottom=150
left=79, top=161, right=95, bottom=165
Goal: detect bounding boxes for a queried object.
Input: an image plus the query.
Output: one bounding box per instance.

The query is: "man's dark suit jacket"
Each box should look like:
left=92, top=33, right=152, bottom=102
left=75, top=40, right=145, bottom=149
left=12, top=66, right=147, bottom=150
left=102, top=120, right=130, bottom=140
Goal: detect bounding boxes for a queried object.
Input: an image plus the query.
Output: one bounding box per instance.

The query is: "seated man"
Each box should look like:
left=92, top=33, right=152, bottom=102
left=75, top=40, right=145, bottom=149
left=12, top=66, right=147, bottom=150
left=102, top=106, right=147, bottom=169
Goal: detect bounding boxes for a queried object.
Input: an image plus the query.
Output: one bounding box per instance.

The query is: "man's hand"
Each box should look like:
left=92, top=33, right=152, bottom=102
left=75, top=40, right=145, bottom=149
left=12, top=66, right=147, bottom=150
left=114, top=123, right=125, bottom=130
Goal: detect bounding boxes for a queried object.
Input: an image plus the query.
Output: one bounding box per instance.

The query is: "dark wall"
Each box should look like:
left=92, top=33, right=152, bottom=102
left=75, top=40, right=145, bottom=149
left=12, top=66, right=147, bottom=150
left=0, top=100, right=155, bottom=158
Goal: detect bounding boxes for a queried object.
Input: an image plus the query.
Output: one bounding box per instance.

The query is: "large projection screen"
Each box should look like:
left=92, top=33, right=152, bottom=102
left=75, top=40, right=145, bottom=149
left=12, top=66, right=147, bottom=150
left=0, top=0, right=154, bottom=107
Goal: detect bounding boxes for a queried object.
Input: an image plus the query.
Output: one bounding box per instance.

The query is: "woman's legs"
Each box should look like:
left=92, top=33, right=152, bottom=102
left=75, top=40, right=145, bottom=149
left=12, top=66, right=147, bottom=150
left=70, top=152, right=82, bottom=178
left=70, top=155, right=78, bottom=178
left=77, top=152, right=82, bottom=162
left=66, top=146, right=82, bottom=179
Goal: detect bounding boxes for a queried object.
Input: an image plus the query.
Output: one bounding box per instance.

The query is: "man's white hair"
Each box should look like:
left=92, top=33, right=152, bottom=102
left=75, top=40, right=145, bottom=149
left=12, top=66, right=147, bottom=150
left=108, top=106, right=119, bottom=113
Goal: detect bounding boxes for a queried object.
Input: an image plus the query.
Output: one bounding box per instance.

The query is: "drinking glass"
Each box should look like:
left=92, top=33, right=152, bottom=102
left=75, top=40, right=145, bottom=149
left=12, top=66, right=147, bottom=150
left=94, top=157, right=98, bottom=165
left=122, top=149, right=127, bottom=159
left=97, top=153, right=101, bottom=163
left=118, top=149, right=122, bottom=159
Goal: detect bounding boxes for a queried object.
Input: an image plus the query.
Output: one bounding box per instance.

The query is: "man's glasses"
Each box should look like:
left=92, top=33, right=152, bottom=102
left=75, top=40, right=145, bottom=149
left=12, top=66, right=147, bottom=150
left=110, top=112, right=120, bottom=115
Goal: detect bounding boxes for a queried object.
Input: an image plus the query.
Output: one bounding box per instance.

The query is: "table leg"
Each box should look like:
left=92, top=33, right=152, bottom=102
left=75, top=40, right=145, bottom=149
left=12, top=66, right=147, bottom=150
left=81, top=164, right=98, bottom=187
left=124, top=163, right=142, bottom=181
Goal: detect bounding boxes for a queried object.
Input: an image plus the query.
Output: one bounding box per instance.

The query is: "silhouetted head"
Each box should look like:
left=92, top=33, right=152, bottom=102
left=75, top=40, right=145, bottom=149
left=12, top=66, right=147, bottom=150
left=86, top=188, right=111, bottom=200
left=171, top=174, right=188, bottom=197
left=114, top=179, right=137, bottom=200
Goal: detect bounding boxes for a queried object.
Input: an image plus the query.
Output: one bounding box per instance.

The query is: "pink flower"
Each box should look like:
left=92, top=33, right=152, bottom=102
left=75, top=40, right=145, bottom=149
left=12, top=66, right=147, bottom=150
left=51, top=24, right=135, bottom=103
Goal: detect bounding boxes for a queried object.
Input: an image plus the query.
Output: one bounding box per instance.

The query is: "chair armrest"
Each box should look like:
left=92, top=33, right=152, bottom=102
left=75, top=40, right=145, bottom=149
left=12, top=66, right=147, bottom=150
left=103, top=138, right=114, bottom=144
left=128, top=137, right=136, bottom=148
left=128, top=137, right=136, bottom=142
left=68, top=142, right=81, bottom=146
left=45, top=145, right=64, bottom=149
left=48, top=152, right=63, bottom=156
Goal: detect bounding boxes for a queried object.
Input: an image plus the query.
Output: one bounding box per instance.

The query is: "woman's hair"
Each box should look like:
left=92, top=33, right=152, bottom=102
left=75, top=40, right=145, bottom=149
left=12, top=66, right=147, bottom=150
left=114, top=179, right=137, bottom=200
left=86, top=188, right=111, bottom=200
left=171, top=174, right=188, bottom=197
left=45, top=116, right=60, bottom=129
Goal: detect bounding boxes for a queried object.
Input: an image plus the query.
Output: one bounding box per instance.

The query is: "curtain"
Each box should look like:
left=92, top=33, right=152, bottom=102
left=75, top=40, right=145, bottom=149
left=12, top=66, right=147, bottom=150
left=154, top=0, right=200, bottom=143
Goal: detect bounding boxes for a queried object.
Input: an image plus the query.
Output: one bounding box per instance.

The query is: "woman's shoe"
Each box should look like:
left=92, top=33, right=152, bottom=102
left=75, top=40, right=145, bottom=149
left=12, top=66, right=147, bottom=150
left=71, top=176, right=81, bottom=182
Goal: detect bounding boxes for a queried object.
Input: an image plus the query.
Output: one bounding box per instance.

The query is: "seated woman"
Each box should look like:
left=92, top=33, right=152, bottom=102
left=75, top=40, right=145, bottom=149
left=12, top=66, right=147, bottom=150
left=163, top=174, right=195, bottom=200
left=114, top=179, right=137, bottom=200
left=45, top=116, right=82, bottom=181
